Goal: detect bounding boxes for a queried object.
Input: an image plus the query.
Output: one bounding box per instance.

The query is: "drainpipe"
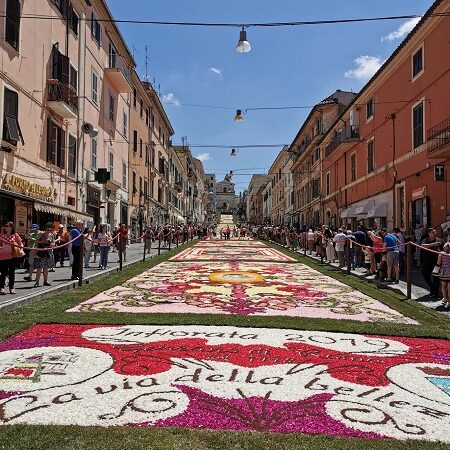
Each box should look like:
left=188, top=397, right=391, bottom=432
left=388, top=113, right=397, bottom=227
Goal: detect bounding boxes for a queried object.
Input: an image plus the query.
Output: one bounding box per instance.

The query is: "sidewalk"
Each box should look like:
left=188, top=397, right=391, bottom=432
left=271, top=241, right=450, bottom=318
left=0, top=240, right=186, bottom=312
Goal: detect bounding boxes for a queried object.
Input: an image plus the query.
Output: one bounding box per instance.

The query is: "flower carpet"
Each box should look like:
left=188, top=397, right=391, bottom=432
left=0, top=324, right=449, bottom=444
left=196, top=240, right=268, bottom=247
left=169, top=246, right=296, bottom=262
left=68, top=261, right=416, bottom=324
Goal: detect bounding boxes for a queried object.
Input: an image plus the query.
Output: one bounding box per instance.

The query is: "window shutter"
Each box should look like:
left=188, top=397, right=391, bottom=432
left=60, top=53, right=70, bottom=85
left=51, top=44, right=60, bottom=80
left=59, top=127, right=66, bottom=169
left=47, top=119, right=53, bottom=163
left=5, top=0, right=20, bottom=50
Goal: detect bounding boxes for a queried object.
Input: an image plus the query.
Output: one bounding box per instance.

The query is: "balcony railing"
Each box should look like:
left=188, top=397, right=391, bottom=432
left=47, top=80, right=78, bottom=117
left=427, top=117, right=450, bottom=155
left=325, top=125, right=360, bottom=157
left=105, top=53, right=132, bottom=93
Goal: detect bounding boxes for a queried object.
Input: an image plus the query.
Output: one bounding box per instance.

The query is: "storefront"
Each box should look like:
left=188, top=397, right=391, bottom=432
left=410, top=186, right=430, bottom=233
left=86, top=186, right=101, bottom=226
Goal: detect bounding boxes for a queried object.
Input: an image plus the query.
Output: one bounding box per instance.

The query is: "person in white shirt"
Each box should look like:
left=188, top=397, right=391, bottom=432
left=333, top=228, right=347, bottom=267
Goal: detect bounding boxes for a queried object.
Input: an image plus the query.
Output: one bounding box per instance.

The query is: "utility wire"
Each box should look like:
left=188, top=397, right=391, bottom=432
left=2, top=12, right=449, bottom=27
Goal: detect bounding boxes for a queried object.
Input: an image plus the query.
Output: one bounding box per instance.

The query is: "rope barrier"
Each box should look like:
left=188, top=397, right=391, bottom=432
left=0, top=232, right=84, bottom=252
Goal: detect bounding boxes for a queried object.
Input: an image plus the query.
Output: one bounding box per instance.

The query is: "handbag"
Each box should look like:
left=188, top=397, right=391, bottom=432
left=432, top=265, right=443, bottom=276
left=12, top=235, right=25, bottom=258
left=36, top=242, right=50, bottom=258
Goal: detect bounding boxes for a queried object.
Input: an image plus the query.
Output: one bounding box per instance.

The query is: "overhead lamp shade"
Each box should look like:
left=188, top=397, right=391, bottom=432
left=234, top=109, right=244, bottom=121
left=230, top=148, right=237, bottom=157
left=236, top=28, right=251, bottom=53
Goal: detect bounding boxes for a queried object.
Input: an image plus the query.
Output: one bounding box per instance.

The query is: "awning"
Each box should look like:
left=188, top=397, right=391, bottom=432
left=367, top=203, right=388, bottom=218
left=354, top=201, right=373, bottom=216
left=340, top=206, right=357, bottom=219
left=34, top=201, right=93, bottom=222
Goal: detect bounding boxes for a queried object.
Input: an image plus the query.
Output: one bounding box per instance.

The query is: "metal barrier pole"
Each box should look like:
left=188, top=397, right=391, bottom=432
left=406, top=242, right=412, bottom=299
left=158, top=235, right=161, bottom=255
left=320, top=236, right=324, bottom=264
left=347, top=240, right=352, bottom=274
left=142, top=235, right=146, bottom=262
left=78, top=234, right=84, bottom=287
left=304, top=232, right=307, bottom=256
left=118, top=235, right=123, bottom=271
left=168, top=233, right=171, bottom=251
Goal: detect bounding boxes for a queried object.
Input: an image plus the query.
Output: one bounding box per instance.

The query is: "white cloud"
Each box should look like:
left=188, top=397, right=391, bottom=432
left=161, top=93, right=180, bottom=106
left=344, top=56, right=383, bottom=82
left=381, top=17, right=421, bottom=42
left=209, top=67, right=223, bottom=78
left=195, top=153, right=211, bottom=163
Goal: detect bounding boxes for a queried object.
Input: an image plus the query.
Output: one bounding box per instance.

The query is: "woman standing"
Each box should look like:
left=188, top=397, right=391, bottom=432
left=34, top=223, right=55, bottom=287
left=0, top=222, right=23, bottom=295
left=84, top=228, right=93, bottom=268
left=437, top=242, right=450, bottom=308
left=97, top=225, right=111, bottom=270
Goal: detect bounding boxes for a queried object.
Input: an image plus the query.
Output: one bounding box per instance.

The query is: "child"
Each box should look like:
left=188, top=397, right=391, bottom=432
left=363, top=246, right=372, bottom=273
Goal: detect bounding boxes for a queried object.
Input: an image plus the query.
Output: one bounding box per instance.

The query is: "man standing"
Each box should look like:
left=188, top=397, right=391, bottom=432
left=383, top=228, right=400, bottom=283
left=24, top=224, right=40, bottom=282
left=353, top=226, right=367, bottom=268
left=420, top=228, right=444, bottom=297
left=393, top=227, right=406, bottom=275
left=70, top=220, right=84, bottom=281
left=333, top=228, right=347, bottom=268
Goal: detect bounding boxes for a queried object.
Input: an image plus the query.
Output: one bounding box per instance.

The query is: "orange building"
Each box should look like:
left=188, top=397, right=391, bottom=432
left=321, top=0, right=450, bottom=234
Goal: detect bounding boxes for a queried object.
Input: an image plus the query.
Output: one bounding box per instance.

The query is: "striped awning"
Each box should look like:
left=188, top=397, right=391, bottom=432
left=34, top=201, right=93, bottom=223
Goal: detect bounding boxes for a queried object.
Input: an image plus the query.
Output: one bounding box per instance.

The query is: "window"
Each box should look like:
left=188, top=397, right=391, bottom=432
left=158, top=126, right=161, bottom=140
left=69, top=65, right=78, bottom=94
left=46, top=119, right=65, bottom=169
left=70, top=7, right=79, bottom=36
left=145, top=144, right=149, bottom=166
left=367, top=139, right=375, bottom=173
left=68, top=134, right=77, bottom=175
left=350, top=153, right=356, bottom=181
left=140, top=98, right=143, bottom=117
left=6, top=0, right=21, bottom=51
left=108, top=42, right=117, bottom=69
left=123, top=110, right=128, bottom=137
left=144, top=180, right=148, bottom=198
left=139, top=176, right=143, bottom=196
left=91, top=137, right=97, bottom=169
left=326, top=172, right=330, bottom=196
left=145, top=107, right=149, bottom=126
left=412, top=47, right=423, bottom=78
left=91, top=13, right=102, bottom=45
left=3, top=87, right=22, bottom=145
left=366, top=97, right=374, bottom=119
left=413, top=102, right=424, bottom=149
left=109, top=94, right=115, bottom=121
left=139, top=138, right=143, bottom=159
left=223, top=187, right=227, bottom=193
left=109, top=151, right=114, bottom=179
left=132, top=171, right=137, bottom=193
left=132, top=130, right=137, bottom=153
left=92, top=70, right=98, bottom=104
left=122, top=162, right=127, bottom=189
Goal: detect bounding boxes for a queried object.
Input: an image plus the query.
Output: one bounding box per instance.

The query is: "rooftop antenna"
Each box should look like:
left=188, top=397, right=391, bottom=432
left=144, top=45, right=150, bottom=82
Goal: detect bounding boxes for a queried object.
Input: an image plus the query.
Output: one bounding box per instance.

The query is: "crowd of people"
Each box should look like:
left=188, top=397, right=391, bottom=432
left=0, top=221, right=206, bottom=295
left=256, top=224, right=450, bottom=309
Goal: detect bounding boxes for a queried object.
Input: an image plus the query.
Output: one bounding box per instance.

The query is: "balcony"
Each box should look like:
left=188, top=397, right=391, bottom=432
left=47, top=80, right=78, bottom=119
left=104, top=54, right=132, bottom=93
left=427, top=117, right=450, bottom=158
left=324, top=125, right=360, bottom=159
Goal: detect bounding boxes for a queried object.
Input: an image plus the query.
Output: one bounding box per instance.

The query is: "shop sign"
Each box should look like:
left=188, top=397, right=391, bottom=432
left=15, top=204, right=29, bottom=235
left=1, top=174, right=55, bottom=202
left=412, top=186, right=427, bottom=200
left=435, top=165, right=445, bottom=181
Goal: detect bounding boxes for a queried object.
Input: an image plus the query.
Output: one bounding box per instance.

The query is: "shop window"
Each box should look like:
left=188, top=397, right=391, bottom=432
left=6, top=0, right=21, bottom=51
left=397, top=186, right=405, bottom=229
left=68, top=134, right=77, bottom=175
left=413, top=102, right=424, bottom=149
left=412, top=47, right=423, bottom=78
left=46, top=119, right=65, bottom=169
left=3, top=87, right=23, bottom=145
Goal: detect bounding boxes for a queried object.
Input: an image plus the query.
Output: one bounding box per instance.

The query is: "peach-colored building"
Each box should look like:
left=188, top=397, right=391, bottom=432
left=0, top=0, right=135, bottom=231
left=322, top=0, right=450, bottom=233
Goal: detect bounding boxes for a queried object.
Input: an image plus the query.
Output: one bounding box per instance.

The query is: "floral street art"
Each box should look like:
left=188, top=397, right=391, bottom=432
left=169, top=246, right=296, bottom=262
left=195, top=240, right=268, bottom=247
left=0, top=324, right=449, bottom=443
left=68, top=261, right=417, bottom=324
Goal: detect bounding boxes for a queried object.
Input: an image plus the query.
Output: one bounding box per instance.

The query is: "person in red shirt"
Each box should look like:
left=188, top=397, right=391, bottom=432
left=0, top=222, right=23, bottom=295
left=117, top=224, right=129, bottom=262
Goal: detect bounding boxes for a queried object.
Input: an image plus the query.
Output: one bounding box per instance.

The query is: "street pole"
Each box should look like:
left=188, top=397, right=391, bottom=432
left=142, top=232, right=146, bottom=262
left=406, top=242, right=412, bottom=299
left=78, top=234, right=84, bottom=287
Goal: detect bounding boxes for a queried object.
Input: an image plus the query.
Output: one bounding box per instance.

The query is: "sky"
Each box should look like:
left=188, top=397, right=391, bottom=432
left=108, top=0, right=435, bottom=193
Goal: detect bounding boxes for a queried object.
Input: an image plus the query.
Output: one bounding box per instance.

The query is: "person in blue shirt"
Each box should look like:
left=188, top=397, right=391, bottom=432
left=383, top=228, right=400, bottom=283
left=70, top=220, right=84, bottom=281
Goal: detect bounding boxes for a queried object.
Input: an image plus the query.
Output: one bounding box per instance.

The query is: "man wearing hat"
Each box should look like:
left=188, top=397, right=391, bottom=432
left=70, top=220, right=84, bottom=281
left=24, top=224, right=41, bottom=282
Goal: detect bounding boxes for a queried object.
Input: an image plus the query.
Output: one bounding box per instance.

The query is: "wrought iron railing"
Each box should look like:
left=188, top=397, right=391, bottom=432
left=324, top=125, right=359, bottom=157
left=48, top=80, right=78, bottom=113
left=427, top=117, right=450, bottom=154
